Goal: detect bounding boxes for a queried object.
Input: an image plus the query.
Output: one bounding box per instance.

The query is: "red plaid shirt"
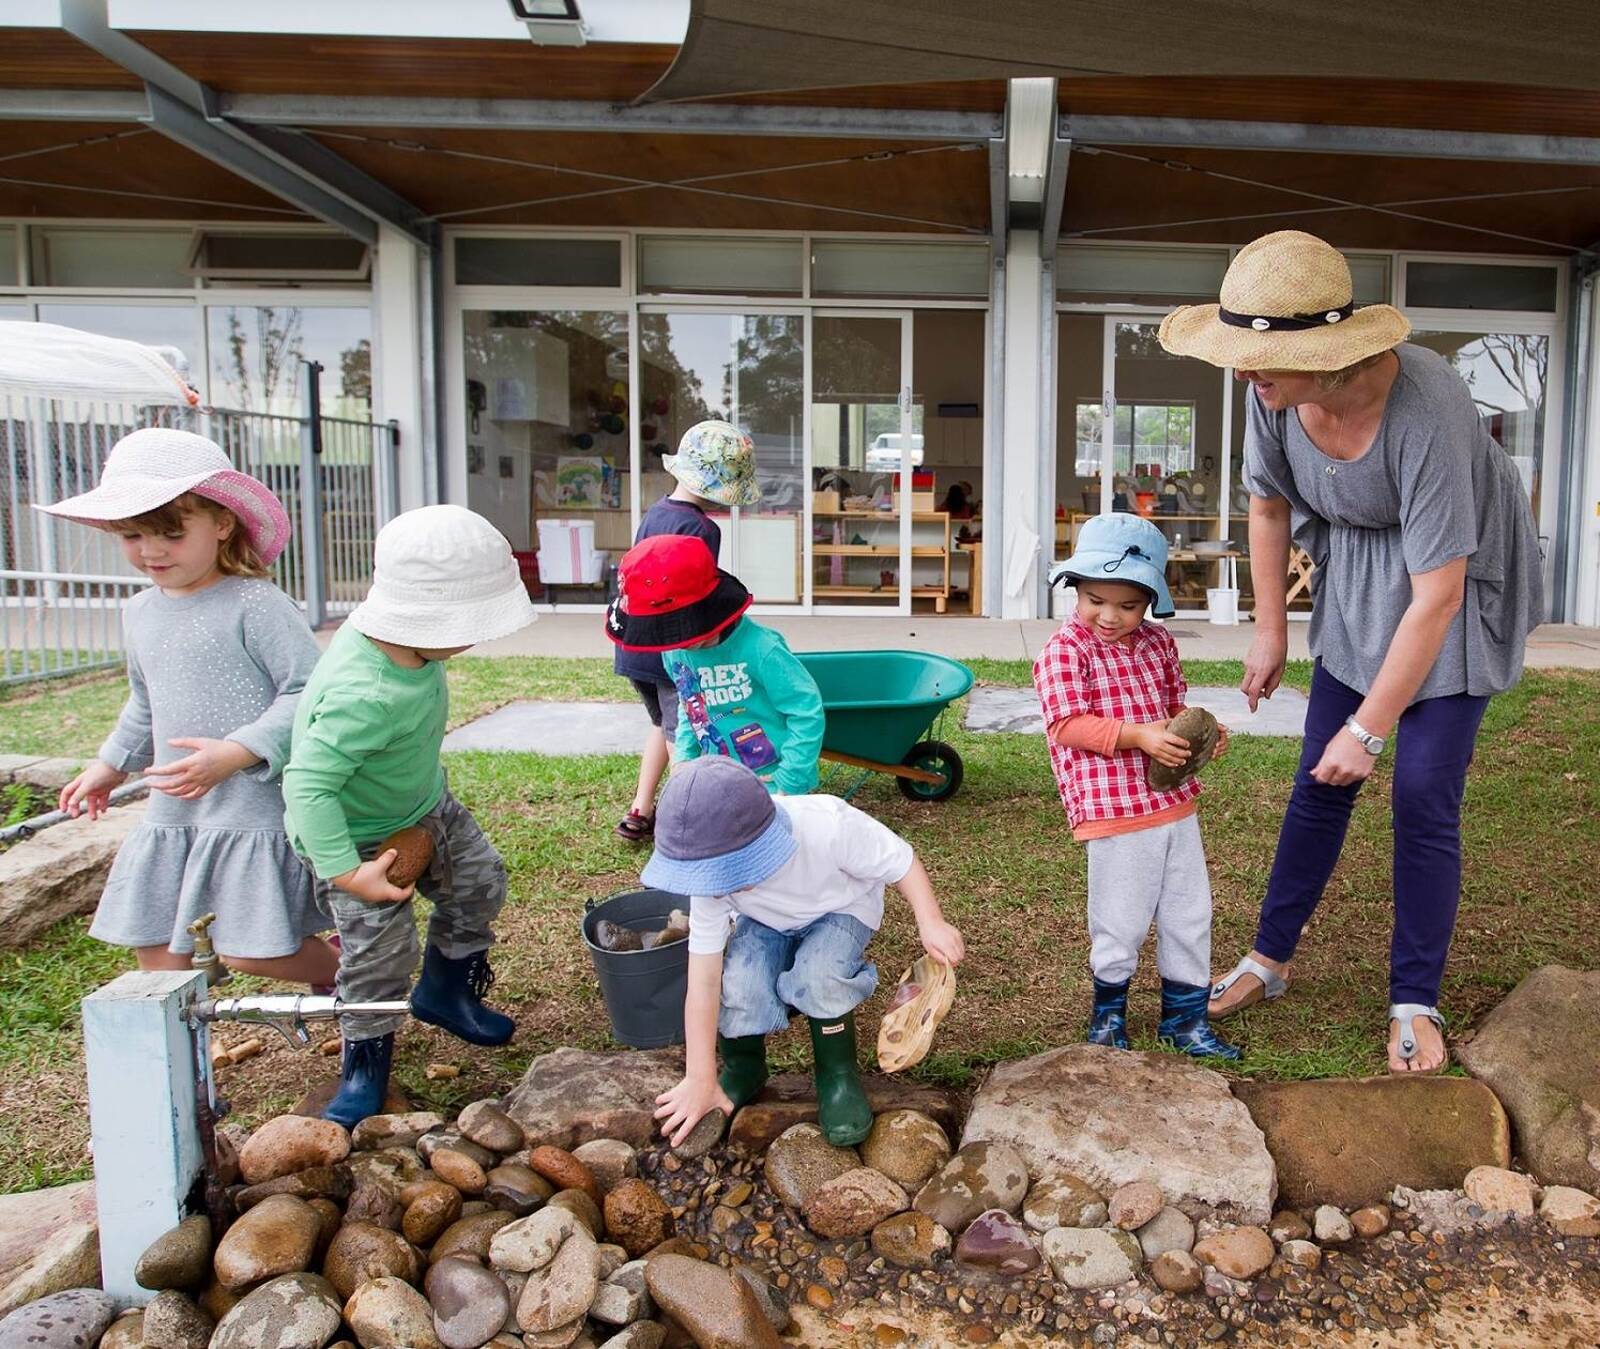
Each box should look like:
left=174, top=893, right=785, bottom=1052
left=1033, top=617, right=1202, bottom=829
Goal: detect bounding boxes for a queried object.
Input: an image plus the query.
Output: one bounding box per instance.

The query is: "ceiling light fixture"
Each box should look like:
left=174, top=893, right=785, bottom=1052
left=507, top=0, right=588, bottom=47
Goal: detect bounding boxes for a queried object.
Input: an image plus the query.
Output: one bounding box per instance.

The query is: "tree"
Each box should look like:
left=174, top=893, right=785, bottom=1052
left=339, top=339, right=372, bottom=408
left=219, top=306, right=304, bottom=413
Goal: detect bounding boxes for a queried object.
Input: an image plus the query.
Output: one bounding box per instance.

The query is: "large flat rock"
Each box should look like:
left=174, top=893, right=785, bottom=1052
left=961, top=1045, right=1276, bottom=1224
left=965, top=685, right=1309, bottom=738
left=0, top=799, right=146, bottom=950
left=1457, top=965, right=1600, bottom=1191
left=1233, top=1077, right=1511, bottom=1209
left=499, top=1047, right=686, bottom=1150
left=0, top=1181, right=99, bottom=1318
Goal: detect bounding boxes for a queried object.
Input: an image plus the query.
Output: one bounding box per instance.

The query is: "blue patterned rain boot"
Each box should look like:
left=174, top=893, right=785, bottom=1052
left=323, top=1032, right=393, bottom=1128
left=1159, top=979, right=1243, bottom=1061
left=1087, top=977, right=1131, bottom=1050
left=411, top=947, right=515, bottom=1046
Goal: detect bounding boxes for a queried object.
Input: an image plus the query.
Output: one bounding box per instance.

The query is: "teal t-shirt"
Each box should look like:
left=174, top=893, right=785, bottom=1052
left=664, top=618, right=824, bottom=795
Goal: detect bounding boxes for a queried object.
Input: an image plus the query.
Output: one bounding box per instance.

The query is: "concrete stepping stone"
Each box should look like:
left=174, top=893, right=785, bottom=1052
left=442, top=701, right=645, bottom=755
left=965, top=685, right=1308, bottom=737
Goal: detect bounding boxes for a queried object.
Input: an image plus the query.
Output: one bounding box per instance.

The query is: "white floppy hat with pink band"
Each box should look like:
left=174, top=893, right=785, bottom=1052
left=34, top=426, right=291, bottom=566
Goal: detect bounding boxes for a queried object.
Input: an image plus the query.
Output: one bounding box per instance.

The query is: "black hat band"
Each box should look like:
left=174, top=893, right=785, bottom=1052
left=1219, top=303, right=1354, bottom=332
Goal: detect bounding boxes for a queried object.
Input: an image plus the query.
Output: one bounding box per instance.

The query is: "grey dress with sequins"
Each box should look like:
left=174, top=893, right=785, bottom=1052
left=92, top=577, right=330, bottom=956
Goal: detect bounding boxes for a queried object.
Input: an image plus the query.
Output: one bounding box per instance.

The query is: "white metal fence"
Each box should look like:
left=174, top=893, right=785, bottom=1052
left=2, top=369, right=398, bottom=686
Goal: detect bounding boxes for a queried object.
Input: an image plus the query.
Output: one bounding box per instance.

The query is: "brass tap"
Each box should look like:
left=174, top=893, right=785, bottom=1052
left=187, top=912, right=231, bottom=987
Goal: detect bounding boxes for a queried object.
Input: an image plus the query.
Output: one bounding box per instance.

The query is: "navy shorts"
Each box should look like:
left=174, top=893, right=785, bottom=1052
left=631, top=677, right=680, bottom=739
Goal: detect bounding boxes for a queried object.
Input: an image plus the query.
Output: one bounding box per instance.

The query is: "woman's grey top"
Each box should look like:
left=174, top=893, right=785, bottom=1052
left=1244, top=343, right=1544, bottom=700
left=99, top=576, right=322, bottom=826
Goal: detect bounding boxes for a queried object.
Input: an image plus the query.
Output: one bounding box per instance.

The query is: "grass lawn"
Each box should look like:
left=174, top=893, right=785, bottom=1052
left=0, top=653, right=1595, bottom=1193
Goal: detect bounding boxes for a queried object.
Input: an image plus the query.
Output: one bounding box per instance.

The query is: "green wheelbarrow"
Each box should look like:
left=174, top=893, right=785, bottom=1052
left=795, top=650, right=975, bottom=802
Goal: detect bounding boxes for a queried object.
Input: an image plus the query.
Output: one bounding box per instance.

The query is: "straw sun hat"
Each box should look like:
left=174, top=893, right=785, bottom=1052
left=1158, top=230, right=1410, bottom=372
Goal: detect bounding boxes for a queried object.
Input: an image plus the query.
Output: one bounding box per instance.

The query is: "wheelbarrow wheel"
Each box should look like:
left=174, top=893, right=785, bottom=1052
left=898, top=740, right=963, bottom=802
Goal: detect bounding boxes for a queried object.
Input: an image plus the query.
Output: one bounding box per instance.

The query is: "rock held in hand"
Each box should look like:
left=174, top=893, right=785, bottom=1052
left=379, top=825, right=434, bottom=888
left=1146, top=706, right=1219, bottom=791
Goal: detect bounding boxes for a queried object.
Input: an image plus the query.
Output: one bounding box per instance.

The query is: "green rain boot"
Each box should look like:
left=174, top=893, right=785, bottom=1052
left=717, top=1034, right=769, bottom=1111
left=808, top=1013, right=873, bottom=1146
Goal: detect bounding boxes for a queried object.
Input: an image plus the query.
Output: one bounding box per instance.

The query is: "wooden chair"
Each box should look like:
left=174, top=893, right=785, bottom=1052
left=1285, top=547, right=1316, bottom=606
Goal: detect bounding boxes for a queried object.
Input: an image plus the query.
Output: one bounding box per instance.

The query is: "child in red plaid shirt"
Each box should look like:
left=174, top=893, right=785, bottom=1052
left=1033, top=513, right=1240, bottom=1060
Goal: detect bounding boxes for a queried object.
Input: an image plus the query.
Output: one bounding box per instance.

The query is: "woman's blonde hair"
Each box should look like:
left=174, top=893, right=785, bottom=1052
left=1314, top=351, right=1390, bottom=394
left=108, top=492, right=269, bottom=578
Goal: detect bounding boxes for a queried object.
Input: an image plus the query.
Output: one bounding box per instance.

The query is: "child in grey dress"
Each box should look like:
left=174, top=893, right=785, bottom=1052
left=45, top=428, right=336, bottom=984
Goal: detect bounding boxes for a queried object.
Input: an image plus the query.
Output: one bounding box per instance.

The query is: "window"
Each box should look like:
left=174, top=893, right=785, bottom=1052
left=36, top=304, right=201, bottom=372
left=189, top=231, right=370, bottom=282
left=30, top=228, right=191, bottom=288
left=206, top=305, right=372, bottom=416
left=811, top=240, right=990, bottom=298
left=454, top=237, right=622, bottom=288
left=1405, top=261, right=1558, bottom=312
left=639, top=236, right=802, bottom=296
left=0, top=227, right=16, bottom=287
left=1075, top=399, right=1194, bottom=477
left=1057, top=245, right=1229, bottom=303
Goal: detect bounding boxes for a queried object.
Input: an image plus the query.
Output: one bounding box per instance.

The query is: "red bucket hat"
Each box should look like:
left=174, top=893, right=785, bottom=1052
left=605, top=534, right=752, bottom=653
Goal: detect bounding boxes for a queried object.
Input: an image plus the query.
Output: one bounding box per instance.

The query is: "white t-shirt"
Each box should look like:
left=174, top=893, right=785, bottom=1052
left=686, top=794, right=916, bottom=955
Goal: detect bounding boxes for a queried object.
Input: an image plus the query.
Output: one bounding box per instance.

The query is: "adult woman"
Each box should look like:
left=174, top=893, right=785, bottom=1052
left=1158, top=231, right=1542, bottom=1072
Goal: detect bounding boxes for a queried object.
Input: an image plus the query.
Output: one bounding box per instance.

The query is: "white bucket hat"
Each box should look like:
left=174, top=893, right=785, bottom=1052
left=1158, top=230, right=1410, bottom=372
left=33, top=426, right=291, bottom=565
left=348, top=505, right=537, bottom=649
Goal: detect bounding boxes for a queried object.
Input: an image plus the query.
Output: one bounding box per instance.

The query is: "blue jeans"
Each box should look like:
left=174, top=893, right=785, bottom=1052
left=718, top=913, right=878, bottom=1037
left=1255, top=662, right=1489, bottom=1006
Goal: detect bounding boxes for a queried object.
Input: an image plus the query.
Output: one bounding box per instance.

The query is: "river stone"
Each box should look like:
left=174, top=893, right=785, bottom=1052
left=1539, top=1185, right=1600, bottom=1237
left=321, top=1221, right=420, bottom=1301
left=351, top=1113, right=445, bottom=1153
left=912, top=1141, right=1029, bottom=1235
left=430, top=1211, right=515, bottom=1264
left=596, top=1328, right=665, bottom=1349
left=1279, top=1239, right=1322, bottom=1271
left=485, top=1164, right=555, bottom=1217
left=516, top=1230, right=600, bottom=1332
left=491, top=1208, right=582, bottom=1273
left=141, top=1290, right=212, bottom=1349
left=526, top=1148, right=600, bottom=1204
left=1151, top=1249, right=1204, bottom=1294
left=0, top=1289, right=115, bottom=1349
left=953, top=1208, right=1040, bottom=1275
left=418, top=1133, right=496, bottom=1171
left=429, top=1149, right=488, bottom=1196
left=571, top=1141, right=638, bottom=1195
left=1040, top=1227, right=1141, bottom=1290
left=1268, top=1210, right=1311, bottom=1243
left=1234, top=1075, right=1510, bottom=1208
left=235, top=1167, right=353, bottom=1212
left=1136, top=1206, right=1196, bottom=1258
left=1350, top=1204, right=1390, bottom=1238
left=1109, top=1180, right=1164, bottom=1230
left=1147, top=706, right=1218, bottom=790
left=870, top=1211, right=951, bottom=1269
left=344, top=1276, right=441, bottom=1349
left=588, top=1280, right=644, bottom=1326
left=136, top=1214, right=212, bottom=1292
left=401, top=1182, right=463, bottom=1247
left=1456, top=965, right=1600, bottom=1190
left=197, top=1278, right=240, bottom=1324
left=860, top=1110, right=952, bottom=1191
left=1193, top=1225, right=1275, bottom=1279
left=643, top=1254, right=783, bottom=1349
left=344, top=1182, right=404, bottom=1231
left=962, top=1045, right=1275, bottom=1223
left=603, top=1180, right=673, bottom=1257
left=802, top=1168, right=909, bottom=1240
left=670, top=1109, right=726, bottom=1162
left=346, top=1151, right=423, bottom=1194
left=730, top=1264, right=788, bottom=1334
left=501, top=1049, right=686, bottom=1150
left=425, top=1256, right=511, bottom=1349
left=99, top=1310, right=143, bottom=1349
left=458, top=1101, right=525, bottom=1155
left=214, top=1194, right=321, bottom=1290
left=0, top=1181, right=101, bottom=1318
left=239, top=1117, right=351, bottom=1186
left=1022, top=1173, right=1106, bottom=1232
left=1463, top=1165, right=1539, bottom=1217
left=725, top=1074, right=960, bottom=1155
left=1312, top=1205, right=1354, bottom=1244
left=548, top=1189, right=604, bottom=1239
left=763, top=1124, right=859, bottom=1211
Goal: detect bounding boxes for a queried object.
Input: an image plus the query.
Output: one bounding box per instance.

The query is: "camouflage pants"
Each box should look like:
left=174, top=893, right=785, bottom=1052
left=322, top=787, right=507, bottom=1040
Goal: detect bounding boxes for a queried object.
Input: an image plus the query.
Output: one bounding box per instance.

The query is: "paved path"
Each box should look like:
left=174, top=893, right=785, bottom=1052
left=964, top=685, right=1309, bottom=738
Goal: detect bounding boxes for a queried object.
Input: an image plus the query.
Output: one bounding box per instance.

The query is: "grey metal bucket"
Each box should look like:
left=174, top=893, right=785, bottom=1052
left=581, top=888, right=689, bottom=1048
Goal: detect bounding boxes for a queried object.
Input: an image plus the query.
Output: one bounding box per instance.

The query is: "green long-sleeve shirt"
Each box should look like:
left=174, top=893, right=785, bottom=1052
left=283, top=623, right=446, bottom=879
left=665, top=617, right=824, bottom=795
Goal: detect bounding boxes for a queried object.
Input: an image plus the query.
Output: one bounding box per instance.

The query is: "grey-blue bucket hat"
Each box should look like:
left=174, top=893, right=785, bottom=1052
left=1048, top=512, right=1175, bottom=618
left=641, top=757, right=797, bottom=897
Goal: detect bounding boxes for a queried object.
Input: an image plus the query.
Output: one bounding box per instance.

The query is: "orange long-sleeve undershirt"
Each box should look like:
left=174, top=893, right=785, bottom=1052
left=1050, top=713, right=1199, bottom=842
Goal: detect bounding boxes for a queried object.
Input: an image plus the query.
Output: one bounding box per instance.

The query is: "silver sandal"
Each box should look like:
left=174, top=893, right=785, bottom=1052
left=1389, top=1003, right=1446, bottom=1072
left=1209, top=956, right=1289, bottom=1019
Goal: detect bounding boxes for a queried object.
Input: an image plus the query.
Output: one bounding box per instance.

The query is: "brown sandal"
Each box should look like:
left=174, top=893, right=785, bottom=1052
left=877, top=955, right=957, bottom=1073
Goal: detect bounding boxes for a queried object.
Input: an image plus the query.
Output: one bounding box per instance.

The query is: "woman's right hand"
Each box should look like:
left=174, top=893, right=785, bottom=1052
left=331, top=850, right=415, bottom=905
left=59, top=761, right=128, bottom=821
left=1241, top=628, right=1289, bottom=712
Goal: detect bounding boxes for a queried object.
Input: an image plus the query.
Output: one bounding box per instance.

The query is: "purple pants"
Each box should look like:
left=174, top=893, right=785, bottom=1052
left=1255, top=662, right=1488, bottom=1006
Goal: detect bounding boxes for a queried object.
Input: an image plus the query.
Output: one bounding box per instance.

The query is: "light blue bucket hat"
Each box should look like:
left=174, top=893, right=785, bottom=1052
left=1048, top=512, right=1175, bottom=618
left=662, top=420, right=762, bottom=508
left=641, top=757, right=796, bottom=897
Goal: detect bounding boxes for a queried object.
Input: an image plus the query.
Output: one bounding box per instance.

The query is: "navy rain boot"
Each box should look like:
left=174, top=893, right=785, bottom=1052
left=323, top=1033, right=393, bottom=1128
left=1087, top=977, right=1131, bottom=1050
left=1159, top=979, right=1243, bottom=1061
left=410, top=946, right=516, bottom=1046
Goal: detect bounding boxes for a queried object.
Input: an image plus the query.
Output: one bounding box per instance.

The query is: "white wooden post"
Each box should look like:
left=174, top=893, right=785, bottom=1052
left=82, top=970, right=211, bottom=1305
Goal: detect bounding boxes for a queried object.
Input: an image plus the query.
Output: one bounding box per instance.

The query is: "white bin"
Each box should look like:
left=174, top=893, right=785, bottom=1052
left=1206, top=558, right=1240, bottom=626
left=536, top=518, right=605, bottom=585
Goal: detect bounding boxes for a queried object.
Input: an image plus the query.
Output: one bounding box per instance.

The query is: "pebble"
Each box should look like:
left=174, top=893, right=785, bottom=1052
left=322, top=1220, right=422, bottom=1301
left=431, top=1210, right=517, bottom=1263
left=430, top=1148, right=489, bottom=1195
left=486, top=1163, right=557, bottom=1217
left=425, top=1256, right=512, bottom=1349
left=458, top=1100, right=526, bottom=1154
left=136, top=1214, right=213, bottom=1292
left=1150, top=1249, right=1204, bottom=1294
left=1279, top=1239, right=1322, bottom=1271
left=913, top=1141, right=1030, bottom=1235
left=803, top=1167, right=910, bottom=1241
left=207, top=1274, right=343, bottom=1349
left=1313, top=1205, right=1355, bottom=1245
left=1041, top=1227, right=1142, bottom=1289
left=491, top=1207, right=583, bottom=1273
left=1135, top=1205, right=1195, bottom=1259
left=1108, top=1180, right=1165, bottom=1231
left=1268, top=1210, right=1312, bottom=1244
left=1539, top=1185, right=1600, bottom=1237
left=1193, top=1225, right=1275, bottom=1280
left=238, top=1116, right=351, bottom=1186
left=954, top=1208, right=1041, bottom=1276
left=1350, top=1204, right=1390, bottom=1238
left=1463, top=1165, right=1539, bottom=1217
left=859, top=1110, right=953, bottom=1191
left=517, top=1231, right=601, bottom=1333
left=0, top=1289, right=116, bottom=1349
left=604, top=1179, right=674, bottom=1257
left=344, top=1276, right=441, bottom=1349
left=870, top=1211, right=953, bottom=1269
left=140, top=1290, right=213, bottom=1349
left=344, top=1181, right=404, bottom=1231
left=213, top=1194, right=321, bottom=1290
left=420, top=1132, right=496, bottom=1170
left=549, top=1187, right=605, bottom=1238
left=527, top=1146, right=601, bottom=1203
left=588, top=1280, right=646, bottom=1326
left=571, top=1139, right=639, bottom=1195
left=1022, top=1173, right=1107, bottom=1233
left=403, top=1180, right=465, bottom=1246
left=763, top=1123, right=860, bottom=1211
left=672, top=1109, right=726, bottom=1161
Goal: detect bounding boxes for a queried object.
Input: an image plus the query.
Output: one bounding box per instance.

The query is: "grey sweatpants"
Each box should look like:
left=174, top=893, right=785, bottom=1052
left=1085, top=813, right=1212, bottom=987
left=321, top=787, right=507, bottom=1040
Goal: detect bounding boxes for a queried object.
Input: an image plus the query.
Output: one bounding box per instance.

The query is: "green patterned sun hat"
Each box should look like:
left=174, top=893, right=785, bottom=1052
left=662, top=419, right=762, bottom=507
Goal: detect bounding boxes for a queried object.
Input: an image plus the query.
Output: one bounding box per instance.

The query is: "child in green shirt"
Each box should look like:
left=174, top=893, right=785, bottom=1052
left=606, top=534, right=824, bottom=795
left=284, top=505, right=536, bottom=1127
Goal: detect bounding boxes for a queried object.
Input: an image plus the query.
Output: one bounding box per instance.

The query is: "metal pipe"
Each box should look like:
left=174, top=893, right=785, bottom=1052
left=0, top=778, right=148, bottom=845
left=189, top=994, right=413, bottom=1048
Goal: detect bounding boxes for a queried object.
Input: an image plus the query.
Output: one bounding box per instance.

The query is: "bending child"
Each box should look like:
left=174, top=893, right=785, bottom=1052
left=1033, top=512, right=1239, bottom=1060
left=647, top=757, right=965, bottom=1149
left=283, top=505, right=535, bottom=1126
left=46, top=429, right=335, bottom=986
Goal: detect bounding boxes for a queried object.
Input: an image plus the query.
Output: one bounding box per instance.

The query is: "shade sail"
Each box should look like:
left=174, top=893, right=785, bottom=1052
left=640, top=0, right=1600, bottom=104
left=0, top=322, right=201, bottom=407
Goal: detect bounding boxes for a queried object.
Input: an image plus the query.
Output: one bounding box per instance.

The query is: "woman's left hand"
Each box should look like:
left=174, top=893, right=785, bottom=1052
left=1310, top=728, right=1377, bottom=787
left=145, top=737, right=260, bottom=800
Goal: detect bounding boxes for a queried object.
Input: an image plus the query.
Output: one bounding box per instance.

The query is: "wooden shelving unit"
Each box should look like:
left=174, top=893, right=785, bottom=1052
left=812, top=509, right=952, bottom=610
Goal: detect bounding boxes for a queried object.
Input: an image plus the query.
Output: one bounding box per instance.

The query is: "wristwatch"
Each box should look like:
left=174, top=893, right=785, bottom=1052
left=1343, top=715, right=1386, bottom=756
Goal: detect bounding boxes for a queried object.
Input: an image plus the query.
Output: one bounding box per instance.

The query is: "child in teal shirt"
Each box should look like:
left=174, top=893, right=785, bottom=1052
left=606, top=534, right=823, bottom=795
